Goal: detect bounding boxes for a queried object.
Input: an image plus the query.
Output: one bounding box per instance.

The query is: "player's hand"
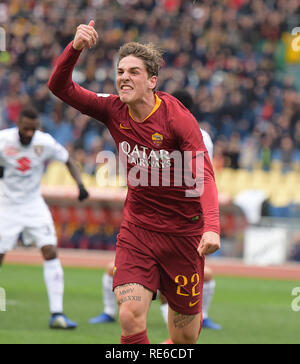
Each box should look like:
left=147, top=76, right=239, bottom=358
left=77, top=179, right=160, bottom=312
left=197, top=231, right=220, bottom=257
left=73, top=20, right=98, bottom=51
left=78, top=184, right=89, bottom=201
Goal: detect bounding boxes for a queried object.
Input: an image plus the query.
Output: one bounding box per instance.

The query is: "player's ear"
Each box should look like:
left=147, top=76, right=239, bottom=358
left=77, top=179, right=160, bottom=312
left=148, top=75, right=157, bottom=91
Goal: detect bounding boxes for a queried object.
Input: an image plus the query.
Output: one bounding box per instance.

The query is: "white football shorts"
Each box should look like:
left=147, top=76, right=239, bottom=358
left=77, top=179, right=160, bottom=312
left=0, top=197, right=57, bottom=254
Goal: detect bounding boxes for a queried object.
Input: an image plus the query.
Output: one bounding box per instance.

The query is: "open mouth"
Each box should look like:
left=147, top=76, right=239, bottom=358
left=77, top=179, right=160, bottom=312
left=120, top=85, right=133, bottom=92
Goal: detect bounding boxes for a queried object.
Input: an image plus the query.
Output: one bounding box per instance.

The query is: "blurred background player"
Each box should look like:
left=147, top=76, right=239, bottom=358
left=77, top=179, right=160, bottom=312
left=170, top=90, right=221, bottom=331
left=89, top=261, right=117, bottom=325
left=0, top=107, right=89, bottom=329
left=89, top=90, right=222, bottom=331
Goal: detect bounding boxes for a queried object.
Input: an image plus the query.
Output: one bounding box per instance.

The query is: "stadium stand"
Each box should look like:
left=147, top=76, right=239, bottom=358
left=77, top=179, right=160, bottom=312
left=0, top=0, right=299, bottom=254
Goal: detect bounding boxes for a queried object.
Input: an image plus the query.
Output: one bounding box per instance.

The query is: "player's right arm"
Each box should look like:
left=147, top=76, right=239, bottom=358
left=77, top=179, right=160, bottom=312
left=48, top=20, right=111, bottom=122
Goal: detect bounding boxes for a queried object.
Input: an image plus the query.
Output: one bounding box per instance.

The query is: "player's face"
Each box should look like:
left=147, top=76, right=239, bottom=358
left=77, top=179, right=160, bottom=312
left=116, top=55, right=157, bottom=104
left=18, top=117, right=39, bottom=146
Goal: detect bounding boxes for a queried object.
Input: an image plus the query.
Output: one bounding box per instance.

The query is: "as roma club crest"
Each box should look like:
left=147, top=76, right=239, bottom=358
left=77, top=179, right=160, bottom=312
left=152, top=132, right=163, bottom=147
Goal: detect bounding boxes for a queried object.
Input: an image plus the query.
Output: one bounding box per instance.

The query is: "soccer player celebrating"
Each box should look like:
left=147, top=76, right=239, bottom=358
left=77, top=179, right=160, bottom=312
left=0, top=107, right=89, bottom=329
left=90, top=91, right=221, bottom=332
left=48, top=21, right=220, bottom=344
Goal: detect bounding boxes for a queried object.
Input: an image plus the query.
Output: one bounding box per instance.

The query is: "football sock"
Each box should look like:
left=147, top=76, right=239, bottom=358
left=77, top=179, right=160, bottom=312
left=43, top=258, right=64, bottom=314
left=202, top=279, right=216, bottom=320
left=103, top=273, right=117, bottom=318
left=0, top=286, right=5, bottom=312
left=160, top=303, right=168, bottom=325
left=121, top=329, right=150, bottom=344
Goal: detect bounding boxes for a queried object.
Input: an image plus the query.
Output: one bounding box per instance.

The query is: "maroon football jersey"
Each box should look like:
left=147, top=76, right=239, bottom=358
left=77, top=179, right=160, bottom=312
left=48, top=42, right=220, bottom=236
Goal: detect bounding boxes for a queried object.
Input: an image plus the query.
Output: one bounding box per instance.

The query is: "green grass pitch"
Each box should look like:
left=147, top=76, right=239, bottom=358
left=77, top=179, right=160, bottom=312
left=0, top=264, right=299, bottom=344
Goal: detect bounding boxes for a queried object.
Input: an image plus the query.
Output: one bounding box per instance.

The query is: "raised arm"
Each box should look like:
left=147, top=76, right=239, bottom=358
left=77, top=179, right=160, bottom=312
left=48, top=21, right=106, bottom=120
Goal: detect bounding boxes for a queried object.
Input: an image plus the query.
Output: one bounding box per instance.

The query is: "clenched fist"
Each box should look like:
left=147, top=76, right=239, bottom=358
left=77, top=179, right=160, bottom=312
left=197, top=231, right=220, bottom=257
left=73, top=20, right=99, bottom=51
left=78, top=183, right=89, bottom=202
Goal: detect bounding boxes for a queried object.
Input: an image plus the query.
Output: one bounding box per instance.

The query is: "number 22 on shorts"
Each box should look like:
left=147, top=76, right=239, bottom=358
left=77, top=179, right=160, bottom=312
left=175, top=274, right=201, bottom=307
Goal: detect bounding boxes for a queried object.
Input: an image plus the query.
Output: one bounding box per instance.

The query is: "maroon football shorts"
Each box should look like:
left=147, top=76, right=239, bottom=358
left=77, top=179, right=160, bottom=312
left=113, top=220, right=205, bottom=316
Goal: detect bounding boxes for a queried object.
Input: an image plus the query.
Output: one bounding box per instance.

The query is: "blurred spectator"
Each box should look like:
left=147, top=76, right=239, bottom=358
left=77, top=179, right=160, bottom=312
left=0, top=0, right=299, bottom=175
left=294, top=120, right=300, bottom=150
left=272, top=135, right=297, bottom=173
left=259, top=134, right=273, bottom=171
left=212, top=139, right=226, bottom=171
left=289, top=233, right=300, bottom=262
left=239, top=132, right=260, bottom=170
left=42, top=106, right=74, bottom=147
left=224, top=132, right=241, bottom=169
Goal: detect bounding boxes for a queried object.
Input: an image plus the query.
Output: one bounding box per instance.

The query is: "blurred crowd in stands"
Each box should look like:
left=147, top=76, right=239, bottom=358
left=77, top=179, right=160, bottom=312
left=1, top=0, right=300, bottom=174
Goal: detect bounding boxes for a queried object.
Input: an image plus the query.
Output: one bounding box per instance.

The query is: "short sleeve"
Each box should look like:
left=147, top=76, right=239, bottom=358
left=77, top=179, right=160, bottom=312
left=44, top=134, right=69, bottom=163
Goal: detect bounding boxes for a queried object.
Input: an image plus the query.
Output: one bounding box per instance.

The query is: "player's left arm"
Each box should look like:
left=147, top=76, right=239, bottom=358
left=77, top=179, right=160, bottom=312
left=173, top=113, right=220, bottom=256
left=198, top=130, right=220, bottom=256
left=45, top=133, right=89, bottom=202
left=65, top=157, right=89, bottom=201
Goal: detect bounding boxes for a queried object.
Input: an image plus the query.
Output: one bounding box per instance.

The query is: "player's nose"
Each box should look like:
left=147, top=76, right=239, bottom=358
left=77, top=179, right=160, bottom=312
left=25, top=130, right=35, bottom=139
left=120, top=71, right=130, bottom=81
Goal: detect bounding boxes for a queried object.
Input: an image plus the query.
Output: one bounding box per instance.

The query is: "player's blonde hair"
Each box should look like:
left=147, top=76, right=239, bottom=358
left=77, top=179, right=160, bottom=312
left=118, top=42, right=164, bottom=78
